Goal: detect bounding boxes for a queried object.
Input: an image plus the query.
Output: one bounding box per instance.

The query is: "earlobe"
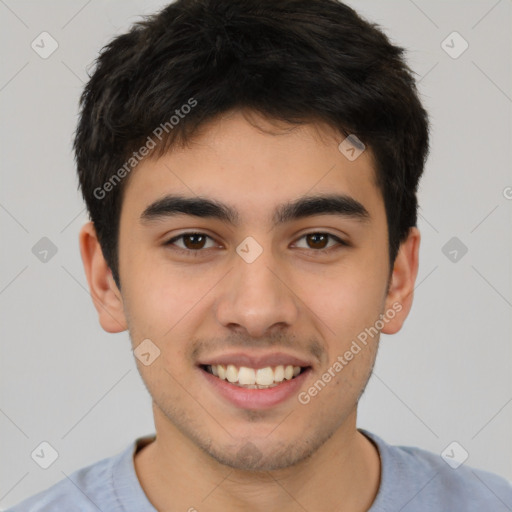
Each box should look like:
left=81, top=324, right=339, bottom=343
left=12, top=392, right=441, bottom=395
left=381, top=227, right=421, bottom=335
left=78, top=221, right=128, bottom=333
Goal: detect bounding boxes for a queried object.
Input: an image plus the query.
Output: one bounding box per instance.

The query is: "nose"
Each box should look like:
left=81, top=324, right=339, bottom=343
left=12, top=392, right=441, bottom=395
left=214, top=246, right=299, bottom=339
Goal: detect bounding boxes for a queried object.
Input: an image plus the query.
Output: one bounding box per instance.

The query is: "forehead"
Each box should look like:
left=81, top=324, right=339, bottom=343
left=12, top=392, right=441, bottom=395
left=120, top=110, right=384, bottom=228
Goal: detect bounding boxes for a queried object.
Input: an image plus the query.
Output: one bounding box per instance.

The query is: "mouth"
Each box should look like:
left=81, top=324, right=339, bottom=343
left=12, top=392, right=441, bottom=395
left=197, top=356, right=312, bottom=409
left=200, top=363, right=309, bottom=389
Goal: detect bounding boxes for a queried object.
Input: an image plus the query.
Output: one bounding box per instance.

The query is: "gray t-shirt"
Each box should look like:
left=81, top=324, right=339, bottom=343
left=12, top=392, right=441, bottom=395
left=7, top=429, right=512, bottom=511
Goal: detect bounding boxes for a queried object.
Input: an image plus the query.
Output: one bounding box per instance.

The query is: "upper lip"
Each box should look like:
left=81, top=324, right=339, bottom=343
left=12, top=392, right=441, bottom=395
left=197, top=351, right=313, bottom=369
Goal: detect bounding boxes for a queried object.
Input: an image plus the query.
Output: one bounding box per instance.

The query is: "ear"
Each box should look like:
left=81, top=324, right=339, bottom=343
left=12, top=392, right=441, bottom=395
left=78, top=221, right=128, bottom=333
left=381, top=226, right=420, bottom=335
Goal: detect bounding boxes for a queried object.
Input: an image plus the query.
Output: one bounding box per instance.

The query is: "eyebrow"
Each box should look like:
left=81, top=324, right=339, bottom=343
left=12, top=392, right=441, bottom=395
left=140, top=193, right=371, bottom=227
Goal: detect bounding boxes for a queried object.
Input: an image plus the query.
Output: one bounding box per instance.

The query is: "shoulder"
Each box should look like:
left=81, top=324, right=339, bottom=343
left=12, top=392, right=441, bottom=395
left=6, top=446, right=129, bottom=512
left=360, top=429, right=512, bottom=512
left=395, top=443, right=512, bottom=510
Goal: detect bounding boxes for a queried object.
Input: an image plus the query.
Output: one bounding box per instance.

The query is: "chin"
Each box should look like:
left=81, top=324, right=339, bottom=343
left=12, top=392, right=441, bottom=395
left=200, top=433, right=328, bottom=472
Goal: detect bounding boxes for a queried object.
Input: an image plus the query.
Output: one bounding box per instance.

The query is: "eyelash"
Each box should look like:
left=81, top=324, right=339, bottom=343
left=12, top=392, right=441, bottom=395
left=164, top=232, right=349, bottom=257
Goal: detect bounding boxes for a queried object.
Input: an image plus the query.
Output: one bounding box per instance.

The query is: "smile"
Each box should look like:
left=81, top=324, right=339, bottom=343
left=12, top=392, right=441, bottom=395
left=202, top=364, right=306, bottom=389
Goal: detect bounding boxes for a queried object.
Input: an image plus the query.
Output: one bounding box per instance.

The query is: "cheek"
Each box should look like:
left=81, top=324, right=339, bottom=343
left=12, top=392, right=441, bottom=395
left=300, top=340, right=378, bottom=417
left=124, top=255, right=205, bottom=334
left=300, top=265, right=385, bottom=335
left=123, top=263, right=217, bottom=376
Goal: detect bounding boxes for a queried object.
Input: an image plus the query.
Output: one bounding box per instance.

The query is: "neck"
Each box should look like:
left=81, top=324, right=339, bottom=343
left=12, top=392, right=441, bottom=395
left=134, top=408, right=381, bottom=512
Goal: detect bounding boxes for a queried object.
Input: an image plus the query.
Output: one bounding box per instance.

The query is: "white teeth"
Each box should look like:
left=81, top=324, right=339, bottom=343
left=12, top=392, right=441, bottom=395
left=274, top=365, right=285, bottom=382
left=226, top=364, right=238, bottom=383
left=255, top=367, right=274, bottom=386
left=238, top=367, right=256, bottom=385
left=206, top=363, right=303, bottom=387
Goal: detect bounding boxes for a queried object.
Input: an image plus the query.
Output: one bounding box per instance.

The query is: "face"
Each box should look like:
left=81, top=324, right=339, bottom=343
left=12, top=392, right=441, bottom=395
left=80, top=109, right=419, bottom=472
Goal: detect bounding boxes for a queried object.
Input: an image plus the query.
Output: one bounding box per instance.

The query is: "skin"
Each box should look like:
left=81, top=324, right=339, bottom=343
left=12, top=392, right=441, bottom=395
left=79, top=109, right=420, bottom=511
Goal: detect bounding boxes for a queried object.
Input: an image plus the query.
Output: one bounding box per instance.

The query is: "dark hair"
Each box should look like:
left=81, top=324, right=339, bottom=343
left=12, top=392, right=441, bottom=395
left=74, top=0, right=429, bottom=290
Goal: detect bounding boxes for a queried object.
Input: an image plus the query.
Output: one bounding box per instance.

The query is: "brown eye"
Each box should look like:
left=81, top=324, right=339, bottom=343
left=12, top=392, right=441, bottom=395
left=306, top=233, right=329, bottom=249
left=181, top=233, right=207, bottom=250
left=165, top=232, right=216, bottom=252
left=295, top=232, right=347, bottom=252
left=164, top=231, right=347, bottom=257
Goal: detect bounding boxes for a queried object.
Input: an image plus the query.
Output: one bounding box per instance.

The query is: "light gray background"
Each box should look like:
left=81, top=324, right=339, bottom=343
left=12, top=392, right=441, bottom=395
left=1, top=0, right=511, bottom=508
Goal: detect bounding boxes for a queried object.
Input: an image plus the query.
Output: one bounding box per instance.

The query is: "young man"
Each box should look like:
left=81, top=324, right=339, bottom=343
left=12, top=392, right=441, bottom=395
left=8, top=0, right=512, bottom=510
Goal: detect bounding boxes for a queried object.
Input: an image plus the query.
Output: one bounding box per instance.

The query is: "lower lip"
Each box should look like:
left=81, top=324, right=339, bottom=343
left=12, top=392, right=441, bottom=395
left=199, top=366, right=311, bottom=410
